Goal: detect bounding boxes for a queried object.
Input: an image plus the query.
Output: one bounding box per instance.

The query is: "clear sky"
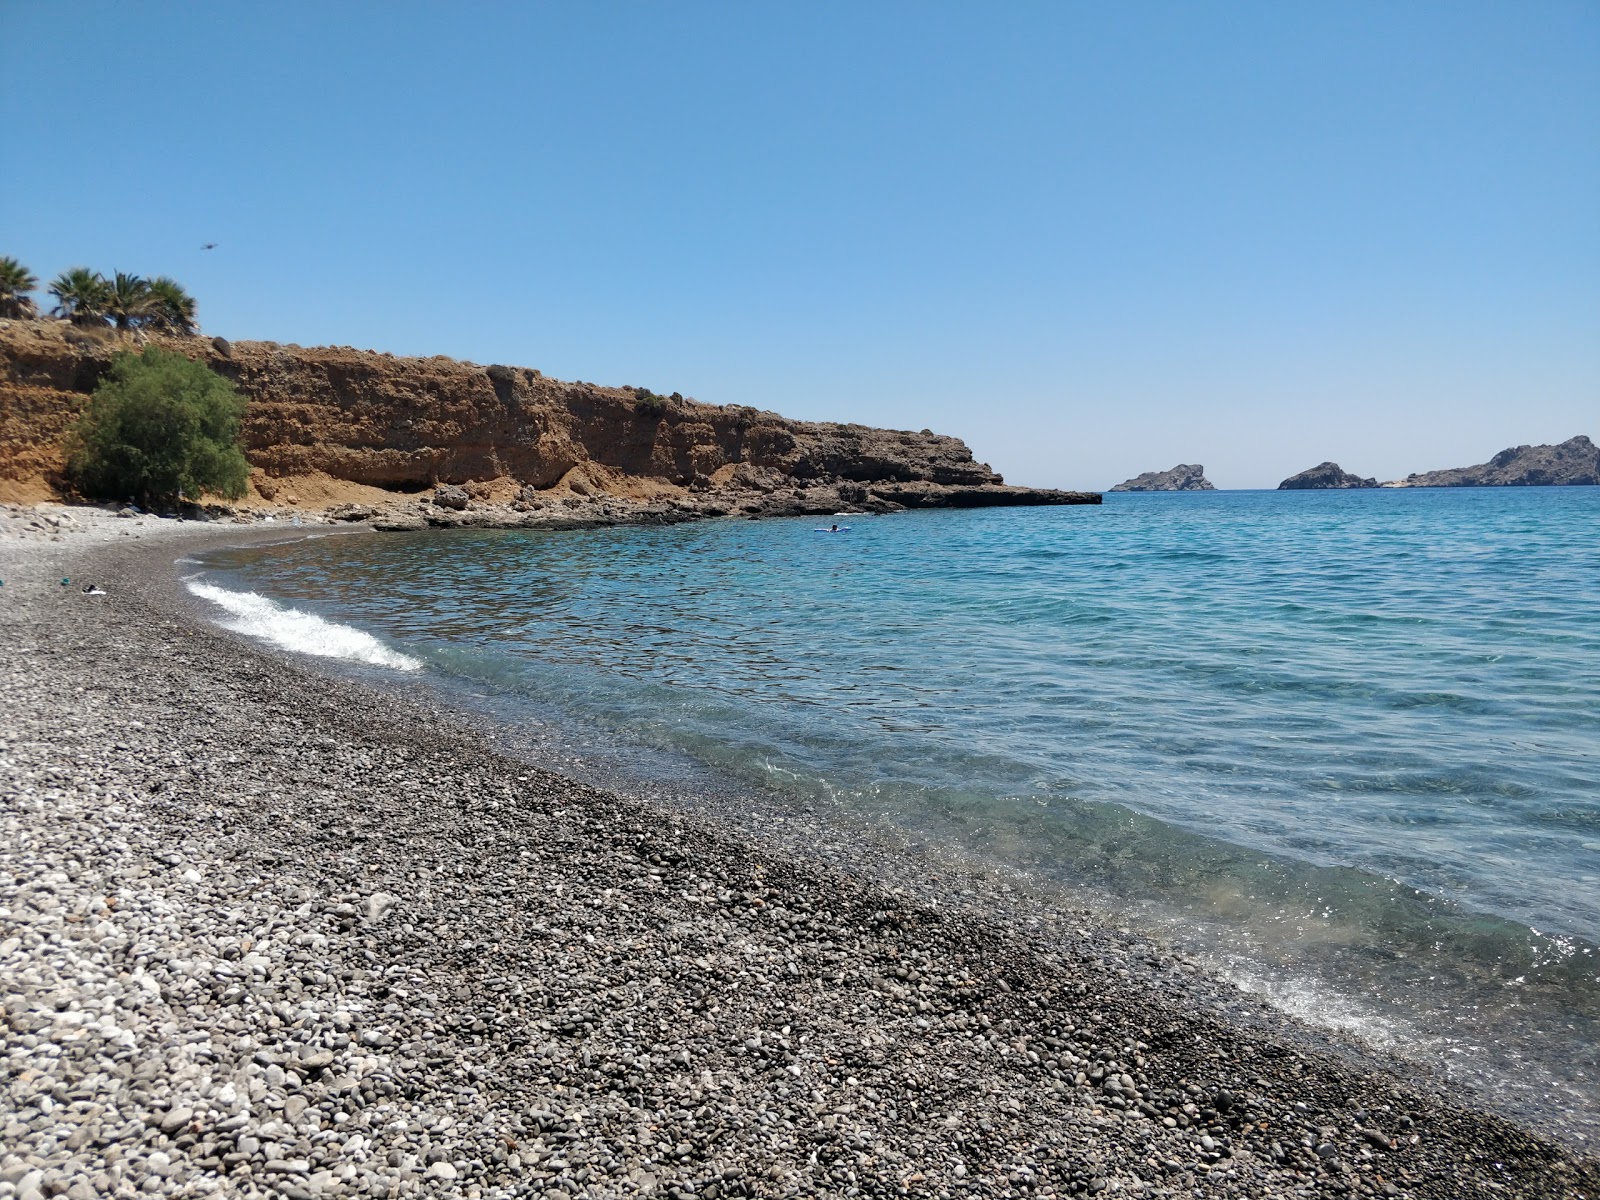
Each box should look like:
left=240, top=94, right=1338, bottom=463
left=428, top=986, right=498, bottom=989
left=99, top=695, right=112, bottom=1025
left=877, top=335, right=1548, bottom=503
left=3, top=3, right=1596, bottom=489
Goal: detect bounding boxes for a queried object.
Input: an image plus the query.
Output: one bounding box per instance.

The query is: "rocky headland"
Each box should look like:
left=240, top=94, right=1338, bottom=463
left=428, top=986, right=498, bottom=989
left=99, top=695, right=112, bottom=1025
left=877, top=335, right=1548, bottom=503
left=1108, top=465, right=1215, bottom=493
left=0, top=319, right=1098, bottom=522
left=1, top=512, right=1596, bottom=1200
left=1383, top=436, right=1599, bottom=488
left=1278, top=463, right=1378, bottom=490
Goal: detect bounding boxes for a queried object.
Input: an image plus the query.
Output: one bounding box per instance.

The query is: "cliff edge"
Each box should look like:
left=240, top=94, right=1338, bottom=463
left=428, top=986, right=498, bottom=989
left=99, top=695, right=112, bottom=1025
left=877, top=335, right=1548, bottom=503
left=0, top=320, right=1098, bottom=516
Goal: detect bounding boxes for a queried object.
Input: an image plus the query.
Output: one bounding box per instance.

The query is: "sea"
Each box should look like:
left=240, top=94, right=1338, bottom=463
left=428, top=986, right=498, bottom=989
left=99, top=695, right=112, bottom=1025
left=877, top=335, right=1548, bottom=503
left=186, top=487, right=1600, bottom=1142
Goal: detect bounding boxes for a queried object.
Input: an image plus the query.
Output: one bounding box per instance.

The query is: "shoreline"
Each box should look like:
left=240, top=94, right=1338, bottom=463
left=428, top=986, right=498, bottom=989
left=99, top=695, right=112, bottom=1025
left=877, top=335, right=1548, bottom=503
left=2, top=514, right=1597, bottom=1199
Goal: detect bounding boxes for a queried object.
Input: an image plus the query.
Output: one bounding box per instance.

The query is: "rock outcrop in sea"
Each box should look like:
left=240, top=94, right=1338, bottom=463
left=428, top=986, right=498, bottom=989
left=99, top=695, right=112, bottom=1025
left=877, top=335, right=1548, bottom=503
left=1277, top=462, right=1378, bottom=490
left=1384, top=435, right=1599, bottom=488
left=0, top=320, right=1100, bottom=517
left=1109, top=464, right=1215, bottom=492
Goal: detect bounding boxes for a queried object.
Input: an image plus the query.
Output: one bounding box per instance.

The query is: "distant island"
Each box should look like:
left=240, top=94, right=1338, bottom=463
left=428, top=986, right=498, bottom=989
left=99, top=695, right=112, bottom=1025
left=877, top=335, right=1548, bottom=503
left=1127, top=438, right=1596, bottom=493
left=1383, top=435, right=1598, bottom=488
left=1278, top=462, right=1378, bottom=490
left=1109, top=463, right=1215, bottom=492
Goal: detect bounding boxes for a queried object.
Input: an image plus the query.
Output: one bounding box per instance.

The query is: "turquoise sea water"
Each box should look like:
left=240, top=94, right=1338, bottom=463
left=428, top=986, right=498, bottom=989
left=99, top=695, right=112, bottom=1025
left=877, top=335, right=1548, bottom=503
left=194, top=487, right=1600, bottom=1138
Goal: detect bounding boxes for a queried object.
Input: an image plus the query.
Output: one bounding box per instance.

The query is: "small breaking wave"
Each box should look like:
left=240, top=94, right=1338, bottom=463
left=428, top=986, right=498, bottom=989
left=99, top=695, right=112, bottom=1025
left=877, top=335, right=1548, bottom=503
left=185, top=581, right=423, bottom=671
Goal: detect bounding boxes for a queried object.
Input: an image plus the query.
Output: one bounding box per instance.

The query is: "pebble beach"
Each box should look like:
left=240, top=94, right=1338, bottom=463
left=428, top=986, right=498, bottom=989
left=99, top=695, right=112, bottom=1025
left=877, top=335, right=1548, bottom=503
left=2, top=507, right=1596, bottom=1200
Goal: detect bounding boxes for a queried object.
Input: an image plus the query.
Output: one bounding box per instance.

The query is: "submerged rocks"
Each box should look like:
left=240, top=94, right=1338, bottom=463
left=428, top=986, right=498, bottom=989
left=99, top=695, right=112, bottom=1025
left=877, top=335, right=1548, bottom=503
left=1110, top=464, right=1216, bottom=492
left=1278, top=462, right=1378, bottom=490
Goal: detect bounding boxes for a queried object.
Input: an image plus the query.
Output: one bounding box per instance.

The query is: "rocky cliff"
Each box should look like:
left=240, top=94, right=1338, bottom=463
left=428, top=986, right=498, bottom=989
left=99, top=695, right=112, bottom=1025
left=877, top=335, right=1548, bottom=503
left=1278, top=462, right=1378, bottom=490
left=1109, top=464, right=1215, bottom=492
left=1384, top=436, right=1599, bottom=488
left=0, top=320, right=1098, bottom=515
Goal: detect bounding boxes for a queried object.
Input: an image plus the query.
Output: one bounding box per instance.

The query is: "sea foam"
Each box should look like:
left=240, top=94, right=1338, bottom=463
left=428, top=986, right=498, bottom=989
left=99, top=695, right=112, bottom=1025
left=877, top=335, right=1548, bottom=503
left=186, top=581, right=422, bottom=671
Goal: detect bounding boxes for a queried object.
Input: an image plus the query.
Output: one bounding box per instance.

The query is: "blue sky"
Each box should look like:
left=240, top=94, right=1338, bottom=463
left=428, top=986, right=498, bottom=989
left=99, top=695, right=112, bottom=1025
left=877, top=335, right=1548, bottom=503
left=3, top=3, right=1596, bottom=489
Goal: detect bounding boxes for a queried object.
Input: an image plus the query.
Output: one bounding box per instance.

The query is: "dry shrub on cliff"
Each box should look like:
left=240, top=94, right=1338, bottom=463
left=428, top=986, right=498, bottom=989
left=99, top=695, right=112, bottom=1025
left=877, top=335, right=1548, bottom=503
left=66, top=347, right=249, bottom=508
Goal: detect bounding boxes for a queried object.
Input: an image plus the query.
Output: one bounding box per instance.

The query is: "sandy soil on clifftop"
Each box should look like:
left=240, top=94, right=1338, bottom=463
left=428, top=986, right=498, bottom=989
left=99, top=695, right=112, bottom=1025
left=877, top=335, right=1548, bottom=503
left=0, top=521, right=1594, bottom=1200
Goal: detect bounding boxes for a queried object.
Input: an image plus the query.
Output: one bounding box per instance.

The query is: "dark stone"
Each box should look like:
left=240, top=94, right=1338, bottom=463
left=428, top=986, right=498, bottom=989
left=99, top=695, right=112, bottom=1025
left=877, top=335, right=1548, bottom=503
left=433, top=484, right=470, bottom=511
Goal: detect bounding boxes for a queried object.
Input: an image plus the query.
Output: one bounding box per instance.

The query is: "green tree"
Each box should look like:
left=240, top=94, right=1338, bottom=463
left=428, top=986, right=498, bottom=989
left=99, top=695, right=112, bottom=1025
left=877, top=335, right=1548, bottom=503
left=105, top=271, right=156, bottom=330
left=146, top=276, right=199, bottom=334
left=49, top=267, right=111, bottom=325
left=0, top=256, right=38, bottom=318
left=66, top=346, right=250, bottom=507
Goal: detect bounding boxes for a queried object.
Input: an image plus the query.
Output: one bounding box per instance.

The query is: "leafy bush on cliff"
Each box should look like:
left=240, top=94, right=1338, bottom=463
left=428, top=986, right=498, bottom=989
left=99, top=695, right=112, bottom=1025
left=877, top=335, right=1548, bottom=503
left=67, top=347, right=249, bottom=507
left=0, top=256, right=38, bottom=318
left=633, top=387, right=669, bottom=418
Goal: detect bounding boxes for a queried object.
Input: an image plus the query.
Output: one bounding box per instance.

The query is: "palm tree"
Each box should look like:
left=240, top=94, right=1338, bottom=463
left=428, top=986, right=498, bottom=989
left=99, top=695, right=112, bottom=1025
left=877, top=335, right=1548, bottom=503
left=49, top=268, right=112, bottom=325
left=0, top=256, right=39, bottom=319
left=105, top=271, right=157, bottom=331
left=146, top=276, right=198, bottom=334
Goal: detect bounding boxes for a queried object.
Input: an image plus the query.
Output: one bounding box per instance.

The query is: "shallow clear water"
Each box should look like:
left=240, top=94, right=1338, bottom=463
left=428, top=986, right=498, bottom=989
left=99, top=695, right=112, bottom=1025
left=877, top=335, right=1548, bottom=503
left=192, top=487, right=1600, bottom=1137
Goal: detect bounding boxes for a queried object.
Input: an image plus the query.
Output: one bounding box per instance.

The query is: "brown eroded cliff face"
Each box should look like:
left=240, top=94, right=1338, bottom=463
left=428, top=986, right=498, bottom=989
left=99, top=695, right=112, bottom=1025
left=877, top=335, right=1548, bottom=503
left=0, top=322, right=112, bottom=502
left=1, top=320, right=1091, bottom=512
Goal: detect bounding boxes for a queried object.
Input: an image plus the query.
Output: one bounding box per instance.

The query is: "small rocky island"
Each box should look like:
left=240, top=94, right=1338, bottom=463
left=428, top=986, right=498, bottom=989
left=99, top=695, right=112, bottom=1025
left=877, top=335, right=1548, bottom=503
left=1278, top=462, right=1378, bottom=490
left=1109, top=464, right=1215, bottom=492
left=1385, top=435, right=1599, bottom=488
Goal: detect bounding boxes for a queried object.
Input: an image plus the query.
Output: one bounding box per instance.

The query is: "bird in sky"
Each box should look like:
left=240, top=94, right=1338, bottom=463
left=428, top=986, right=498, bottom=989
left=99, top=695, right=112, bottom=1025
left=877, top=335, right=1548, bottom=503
left=201, top=243, right=217, bottom=250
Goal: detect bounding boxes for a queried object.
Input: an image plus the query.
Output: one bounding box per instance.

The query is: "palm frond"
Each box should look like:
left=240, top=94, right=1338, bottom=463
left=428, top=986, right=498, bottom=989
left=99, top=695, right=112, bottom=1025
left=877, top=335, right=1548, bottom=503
left=146, top=276, right=199, bottom=334
left=49, top=268, right=112, bottom=325
left=0, top=256, right=40, bottom=319
left=106, top=271, right=157, bottom=330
